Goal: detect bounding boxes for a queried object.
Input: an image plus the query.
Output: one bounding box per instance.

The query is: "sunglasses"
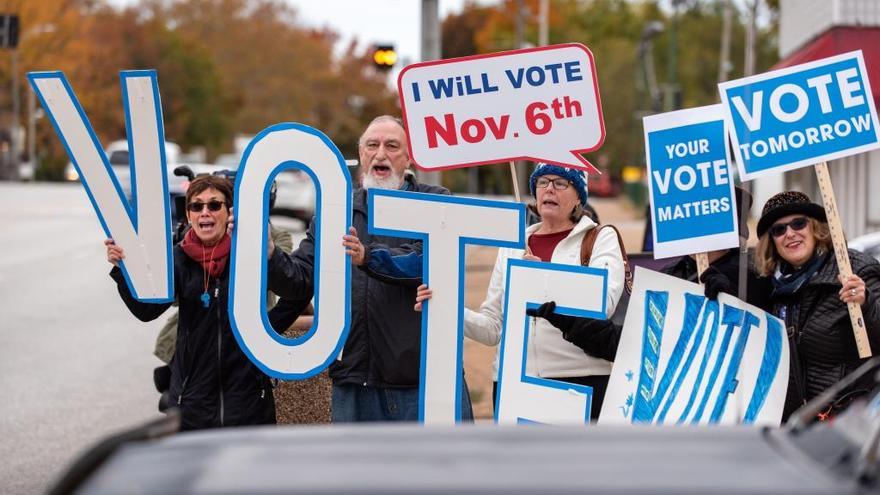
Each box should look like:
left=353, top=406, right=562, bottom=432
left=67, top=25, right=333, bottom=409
left=769, top=216, right=809, bottom=238
left=535, top=177, right=572, bottom=190
left=187, top=200, right=226, bottom=213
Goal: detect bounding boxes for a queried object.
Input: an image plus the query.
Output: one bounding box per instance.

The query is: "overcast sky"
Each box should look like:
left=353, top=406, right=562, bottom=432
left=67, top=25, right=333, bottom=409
left=106, top=0, right=496, bottom=65
left=287, top=0, right=496, bottom=65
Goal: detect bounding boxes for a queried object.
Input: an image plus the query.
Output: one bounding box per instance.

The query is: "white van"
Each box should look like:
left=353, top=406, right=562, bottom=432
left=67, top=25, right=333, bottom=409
left=65, top=139, right=184, bottom=199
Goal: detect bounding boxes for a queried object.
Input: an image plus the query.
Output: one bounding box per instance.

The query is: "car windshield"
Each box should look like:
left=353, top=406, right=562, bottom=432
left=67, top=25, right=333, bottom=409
left=108, top=150, right=129, bottom=166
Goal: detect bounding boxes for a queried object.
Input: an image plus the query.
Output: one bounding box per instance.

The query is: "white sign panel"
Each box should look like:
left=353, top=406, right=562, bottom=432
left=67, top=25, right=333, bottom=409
left=29, top=70, right=173, bottom=302
left=228, top=123, right=352, bottom=379
left=398, top=43, right=604, bottom=173
left=369, top=190, right=525, bottom=424
left=600, top=268, right=789, bottom=426
left=719, top=50, right=880, bottom=180
left=496, top=259, right=608, bottom=425
left=644, top=105, right=739, bottom=259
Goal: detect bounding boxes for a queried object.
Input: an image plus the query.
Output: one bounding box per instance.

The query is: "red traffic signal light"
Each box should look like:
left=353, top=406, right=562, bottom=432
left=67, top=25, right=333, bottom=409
left=372, top=45, right=397, bottom=70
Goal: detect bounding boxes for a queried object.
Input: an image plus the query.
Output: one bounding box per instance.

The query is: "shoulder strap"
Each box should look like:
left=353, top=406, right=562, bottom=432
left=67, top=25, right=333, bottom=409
left=579, top=226, right=602, bottom=266
left=581, top=224, right=634, bottom=294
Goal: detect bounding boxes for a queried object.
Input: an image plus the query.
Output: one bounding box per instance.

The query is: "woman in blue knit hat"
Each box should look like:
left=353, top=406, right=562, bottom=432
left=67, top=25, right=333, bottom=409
left=415, top=163, right=626, bottom=420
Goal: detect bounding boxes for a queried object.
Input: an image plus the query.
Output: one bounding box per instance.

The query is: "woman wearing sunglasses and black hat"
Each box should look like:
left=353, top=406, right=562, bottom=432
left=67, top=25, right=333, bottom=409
left=755, top=191, right=880, bottom=421
left=104, top=175, right=282, bottom=431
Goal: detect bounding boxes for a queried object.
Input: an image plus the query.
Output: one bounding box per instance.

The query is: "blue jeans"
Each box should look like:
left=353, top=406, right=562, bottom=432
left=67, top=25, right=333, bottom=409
left=331, top=378, right=474, bottom=422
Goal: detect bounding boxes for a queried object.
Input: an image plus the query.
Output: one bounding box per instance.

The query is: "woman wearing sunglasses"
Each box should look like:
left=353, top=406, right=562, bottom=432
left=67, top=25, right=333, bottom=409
left=104, top=175, right=279, bottom=431
left=755, top=191, right=880, bottom=421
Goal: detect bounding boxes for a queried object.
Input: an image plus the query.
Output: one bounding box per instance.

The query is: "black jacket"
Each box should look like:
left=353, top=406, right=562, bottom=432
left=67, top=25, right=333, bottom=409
left=661, top=250, right=773, bottom=311
left=268, top=174, right=450, bottom=388
left=772, top=249, right=880, bottom=419
left=557, top=250, right=771, bottom=362
left=111, top=247, right=277, bottom=431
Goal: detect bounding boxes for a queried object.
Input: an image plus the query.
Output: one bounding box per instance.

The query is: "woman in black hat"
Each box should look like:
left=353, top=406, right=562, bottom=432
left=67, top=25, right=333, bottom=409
left=755, top=191, right=880, bottom=421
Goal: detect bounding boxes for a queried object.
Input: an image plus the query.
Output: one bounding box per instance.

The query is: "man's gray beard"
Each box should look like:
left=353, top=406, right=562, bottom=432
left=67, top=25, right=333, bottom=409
left=362, top=169, right=403, bottom=190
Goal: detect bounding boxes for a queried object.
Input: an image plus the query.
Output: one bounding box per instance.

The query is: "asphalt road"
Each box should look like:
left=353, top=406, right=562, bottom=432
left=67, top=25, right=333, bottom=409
left=0, top=182, right=307, bottom=494
left=0, top=182, right=165, bottom=493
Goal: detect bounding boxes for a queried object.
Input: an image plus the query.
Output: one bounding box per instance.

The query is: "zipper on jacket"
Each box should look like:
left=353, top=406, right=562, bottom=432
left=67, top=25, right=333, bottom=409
left=530, top=316, right=540, bottom=377
left=362, top=260, right=372, bottom=387
left=216, top=283, right=225, bottom=427
left=177, top=375, right=189, bottom=406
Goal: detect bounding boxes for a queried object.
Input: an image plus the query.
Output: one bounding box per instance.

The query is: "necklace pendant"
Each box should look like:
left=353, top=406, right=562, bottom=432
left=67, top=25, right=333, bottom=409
left=201, top=291, right=211, bottom=308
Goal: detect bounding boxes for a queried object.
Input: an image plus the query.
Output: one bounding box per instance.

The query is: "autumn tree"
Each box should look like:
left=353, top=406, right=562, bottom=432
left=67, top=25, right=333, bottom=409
left=439, top=0, right=778, bottom=193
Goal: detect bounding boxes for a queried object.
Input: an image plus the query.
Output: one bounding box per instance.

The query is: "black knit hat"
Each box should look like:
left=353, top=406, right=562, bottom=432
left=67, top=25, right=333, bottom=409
left=756, top=191, right=827, bottom=237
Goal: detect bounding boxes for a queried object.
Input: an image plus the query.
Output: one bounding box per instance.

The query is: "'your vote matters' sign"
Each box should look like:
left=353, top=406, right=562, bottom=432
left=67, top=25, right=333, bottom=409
left=398, top=43, right=604, bottom=173
left=719, top=50, right=880, bottom=180
left=644, top=105, right=738, bottom=259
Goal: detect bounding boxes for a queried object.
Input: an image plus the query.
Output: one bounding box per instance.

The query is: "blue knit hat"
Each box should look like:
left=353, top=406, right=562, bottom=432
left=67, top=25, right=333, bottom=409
left=529, top=163, right=589, bottom=206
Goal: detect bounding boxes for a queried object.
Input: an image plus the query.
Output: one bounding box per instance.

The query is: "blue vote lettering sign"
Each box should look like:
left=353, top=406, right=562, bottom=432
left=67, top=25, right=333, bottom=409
left=719, top=50, right=880, bottom=180
left=644, top=105, right=739, bottom=259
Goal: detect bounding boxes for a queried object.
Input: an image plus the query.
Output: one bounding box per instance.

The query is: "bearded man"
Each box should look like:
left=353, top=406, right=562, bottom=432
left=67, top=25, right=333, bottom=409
left=268, top=115, right=473, bottom=422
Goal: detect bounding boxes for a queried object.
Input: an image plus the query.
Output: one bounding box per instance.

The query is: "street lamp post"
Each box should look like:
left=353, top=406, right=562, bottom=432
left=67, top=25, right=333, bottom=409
left=10, top=47, right=18, bottom=180
left=0, top=14, right=19, bottom=180
left=420, top=0, right=442, bottom=187
left=27, top=77, right=34, bottom=179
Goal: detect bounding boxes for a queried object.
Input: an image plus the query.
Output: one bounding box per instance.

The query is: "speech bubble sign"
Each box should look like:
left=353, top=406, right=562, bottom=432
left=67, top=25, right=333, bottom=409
left=398, top=43, right=604, bottom=173
left=644, top=104, right=739, bottom=259
left=719, top=50, right=880, bottom=181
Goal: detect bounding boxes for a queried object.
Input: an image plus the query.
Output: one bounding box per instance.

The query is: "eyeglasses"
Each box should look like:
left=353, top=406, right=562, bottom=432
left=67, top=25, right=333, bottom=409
left=769, top=216, right=809, bottom=238
left=187, top=200, right=226, bottom=213
left=535, top=177, right=571, bottom=190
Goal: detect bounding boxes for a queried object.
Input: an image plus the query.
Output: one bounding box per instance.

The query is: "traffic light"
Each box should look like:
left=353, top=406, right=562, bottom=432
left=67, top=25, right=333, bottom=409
left=372, top=45, right=397, bottom=70
left=0, top=15, right=18, bottom=49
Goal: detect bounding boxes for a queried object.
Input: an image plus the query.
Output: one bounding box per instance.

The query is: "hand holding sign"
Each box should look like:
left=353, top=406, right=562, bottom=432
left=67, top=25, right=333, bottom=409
left=398, top=44, right=604, bottom=173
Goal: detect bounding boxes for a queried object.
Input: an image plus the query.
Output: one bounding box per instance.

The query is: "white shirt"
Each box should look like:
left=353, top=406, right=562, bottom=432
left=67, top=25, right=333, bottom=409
left=464, top=215, right=625, bottom=380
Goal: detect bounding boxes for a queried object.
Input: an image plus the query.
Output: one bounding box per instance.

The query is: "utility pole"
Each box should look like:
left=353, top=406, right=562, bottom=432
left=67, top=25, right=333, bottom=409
left=419, top=0, right=441, bottom=186
left=27, top=82, right=34, bottom=178
left=538, top=0, right=549, bottom=47
left=744, top=0, right=758, bottom=77
left=1, top=14, right=20, bottom=181
left=512, top=0, right=529, bottom=197
left=718, top=0, right=733, bottom=84
left=666, top=0, right=685, bottom=111
left=737, top=0, right=760, bottom=302
left=10, top=48, right=18, bottom=180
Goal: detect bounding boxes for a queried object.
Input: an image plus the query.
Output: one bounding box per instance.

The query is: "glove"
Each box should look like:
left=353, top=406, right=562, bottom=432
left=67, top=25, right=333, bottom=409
left=700, top=266, right=733, bottom=300
left=525, top=301, right=589, bottom=334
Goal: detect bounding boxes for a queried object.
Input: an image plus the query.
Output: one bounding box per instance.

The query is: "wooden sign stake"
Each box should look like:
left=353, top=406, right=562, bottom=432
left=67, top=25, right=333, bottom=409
left=815, top=161, right=872, bottom=358
left=695, top=252, right=710, bottom=281
left=509, top=161, right=522, bottom=203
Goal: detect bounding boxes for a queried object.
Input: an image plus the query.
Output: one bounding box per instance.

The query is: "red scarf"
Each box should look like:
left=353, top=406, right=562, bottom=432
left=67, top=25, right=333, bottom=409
left=181, top=229, right=231, bottom=278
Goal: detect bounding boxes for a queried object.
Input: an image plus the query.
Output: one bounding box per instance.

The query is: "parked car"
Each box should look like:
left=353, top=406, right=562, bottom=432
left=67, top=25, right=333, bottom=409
left=18, top=160, right=35, bottom=181
left=213, top=153, right=241, bottom=169
left=271, top=169, right=316, bottom=224
left=49, top=360, right=880, bottom=495
left=64, top=140, right=184, bottom=198
left=587, top=170, right=622, bottom=198
left=850, top=231, right=880, bottom=262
